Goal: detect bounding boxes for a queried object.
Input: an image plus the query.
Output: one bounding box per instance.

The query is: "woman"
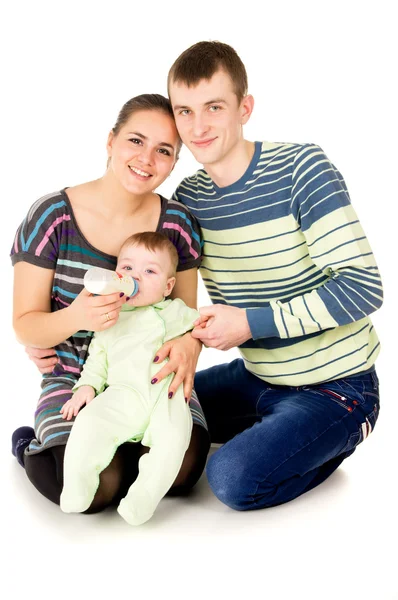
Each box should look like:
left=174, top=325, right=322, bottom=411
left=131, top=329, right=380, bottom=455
left=10, top=94, right=210, bottom=513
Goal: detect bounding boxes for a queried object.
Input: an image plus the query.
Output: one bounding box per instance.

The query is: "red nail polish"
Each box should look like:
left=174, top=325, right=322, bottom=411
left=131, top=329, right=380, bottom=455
left=119, top=292, right=124, bottom=297
left=151, top=378, right=158, bottom=384
left=168, top=392, right=173, bottom=399
left=153, top=356, right=159, bottom=363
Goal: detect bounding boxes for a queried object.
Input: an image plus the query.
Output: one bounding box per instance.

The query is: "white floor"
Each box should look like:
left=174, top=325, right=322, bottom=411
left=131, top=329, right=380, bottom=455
left=3, top=288, right=397, bottom=600
left=3, top=363, right=397, bottom=600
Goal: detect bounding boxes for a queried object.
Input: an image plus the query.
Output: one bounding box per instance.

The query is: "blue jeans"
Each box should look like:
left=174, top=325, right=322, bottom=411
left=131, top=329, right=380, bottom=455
left=194, top=359, right=380, bottom=511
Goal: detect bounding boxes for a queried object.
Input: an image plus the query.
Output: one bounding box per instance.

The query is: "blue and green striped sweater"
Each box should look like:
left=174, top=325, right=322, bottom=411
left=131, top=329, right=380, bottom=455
left=174, top=141, right=382, bottom=385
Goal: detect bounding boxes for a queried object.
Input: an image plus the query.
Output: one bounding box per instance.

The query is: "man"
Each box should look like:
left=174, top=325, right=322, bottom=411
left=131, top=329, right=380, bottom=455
left=165, top=41, right=382, bottom=510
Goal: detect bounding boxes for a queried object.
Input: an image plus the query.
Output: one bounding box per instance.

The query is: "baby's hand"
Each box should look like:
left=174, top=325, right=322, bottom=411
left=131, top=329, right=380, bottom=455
left=60, top=386, right=96, bottom=421
left=193, top=314, right=212, bottom=329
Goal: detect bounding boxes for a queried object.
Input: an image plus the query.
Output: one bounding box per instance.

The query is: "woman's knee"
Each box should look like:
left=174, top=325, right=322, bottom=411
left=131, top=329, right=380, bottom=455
left=24, top=446, right=65, bottom=505
left=84, top=448, right=124, bottom=514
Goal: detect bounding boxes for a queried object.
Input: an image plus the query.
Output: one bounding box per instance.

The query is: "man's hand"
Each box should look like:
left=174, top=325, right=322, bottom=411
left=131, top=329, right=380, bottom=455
left=60, top=386, right=96, bottom=421
left=25, top=346, right=59, bottom=374
left=152, top=333, right=202, bottom=401
left=191, top=305, right=252, bottom=350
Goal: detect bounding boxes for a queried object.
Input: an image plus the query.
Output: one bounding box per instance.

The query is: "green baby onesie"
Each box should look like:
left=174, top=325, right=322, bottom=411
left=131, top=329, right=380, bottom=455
left=60, top=298, right=199, bottom=525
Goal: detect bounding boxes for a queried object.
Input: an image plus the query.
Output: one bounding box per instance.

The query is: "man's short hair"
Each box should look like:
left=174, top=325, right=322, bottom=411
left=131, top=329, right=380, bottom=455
left=168, top=41, right=248, bottom=104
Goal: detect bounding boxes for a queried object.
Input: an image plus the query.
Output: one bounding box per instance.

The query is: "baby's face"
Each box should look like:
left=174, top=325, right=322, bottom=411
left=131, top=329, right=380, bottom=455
left=116, top=244, right=176, bottom=307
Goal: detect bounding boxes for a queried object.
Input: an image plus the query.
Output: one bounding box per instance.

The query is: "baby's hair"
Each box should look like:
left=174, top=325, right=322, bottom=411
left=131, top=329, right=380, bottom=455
left=120, top=231, right=179, bottom=275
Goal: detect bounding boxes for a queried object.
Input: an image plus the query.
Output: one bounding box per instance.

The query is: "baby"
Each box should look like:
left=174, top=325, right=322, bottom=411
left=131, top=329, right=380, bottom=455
left=59, top=232, right=199, bottom=525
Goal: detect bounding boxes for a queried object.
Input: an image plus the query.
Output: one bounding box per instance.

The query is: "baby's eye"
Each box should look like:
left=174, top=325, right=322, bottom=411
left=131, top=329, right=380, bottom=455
left=123, top=266, right=132, bottom=271
left=145, top=269, right=155, bottom=274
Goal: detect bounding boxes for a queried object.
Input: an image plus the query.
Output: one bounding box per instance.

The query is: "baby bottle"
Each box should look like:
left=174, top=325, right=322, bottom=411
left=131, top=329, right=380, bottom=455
left=84, top=267, right=139, bottom=297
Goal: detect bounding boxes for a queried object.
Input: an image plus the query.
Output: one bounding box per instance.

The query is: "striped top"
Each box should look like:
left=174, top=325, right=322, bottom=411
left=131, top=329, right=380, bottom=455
left=173, top=141, right=383, bottom=385
left=10, top=189, right=202, bottom=382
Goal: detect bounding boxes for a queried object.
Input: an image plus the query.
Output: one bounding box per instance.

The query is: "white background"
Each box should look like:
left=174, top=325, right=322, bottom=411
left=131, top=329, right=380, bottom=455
left=1, top=1, right=397, bottom=599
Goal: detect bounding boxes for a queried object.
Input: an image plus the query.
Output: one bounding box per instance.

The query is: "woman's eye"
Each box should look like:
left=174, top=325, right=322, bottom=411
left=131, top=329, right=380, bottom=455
left=158, top=148, right=171, bottom=156
left=129, top=138, right=142, bottom=145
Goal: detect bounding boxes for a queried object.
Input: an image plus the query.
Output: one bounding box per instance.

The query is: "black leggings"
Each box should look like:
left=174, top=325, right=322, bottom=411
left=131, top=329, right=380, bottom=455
left=24, top=425, right=210, bottom=513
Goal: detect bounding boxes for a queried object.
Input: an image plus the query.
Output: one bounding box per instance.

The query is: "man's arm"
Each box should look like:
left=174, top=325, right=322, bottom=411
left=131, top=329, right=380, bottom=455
left=246, top=144, right=383, bottom=340
left=192, top=145, right=382, bottom=349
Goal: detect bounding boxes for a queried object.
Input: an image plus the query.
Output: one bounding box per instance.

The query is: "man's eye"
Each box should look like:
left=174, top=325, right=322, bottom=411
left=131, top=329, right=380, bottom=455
left=179, top=109, right=191, bottom=116
left=209, top=105, right=221, bottom=112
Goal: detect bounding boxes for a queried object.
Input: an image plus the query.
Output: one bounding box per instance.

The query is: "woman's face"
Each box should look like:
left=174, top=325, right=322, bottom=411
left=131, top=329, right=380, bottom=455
left=107, top=109, right=179, bottom=195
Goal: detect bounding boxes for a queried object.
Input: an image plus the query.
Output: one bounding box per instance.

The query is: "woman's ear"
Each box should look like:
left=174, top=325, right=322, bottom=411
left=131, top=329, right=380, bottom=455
left=106, top=130, right=115, bottom=159
left=168, top=153, right=179, bottom=177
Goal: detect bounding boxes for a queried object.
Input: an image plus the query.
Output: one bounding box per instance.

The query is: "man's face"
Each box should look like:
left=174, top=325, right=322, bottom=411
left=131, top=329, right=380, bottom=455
left=169, top=70, right=245, bottom=168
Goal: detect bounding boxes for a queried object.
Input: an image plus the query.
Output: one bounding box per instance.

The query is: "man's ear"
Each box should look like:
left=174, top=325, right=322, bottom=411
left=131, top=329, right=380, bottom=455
left=164, top=276, right=176, bottom=297
left=240, top=94, right=255, bottom=125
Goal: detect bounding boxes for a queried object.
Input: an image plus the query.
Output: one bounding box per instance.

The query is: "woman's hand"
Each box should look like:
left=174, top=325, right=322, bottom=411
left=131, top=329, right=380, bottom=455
left=23, top=290, right=127, bottom=374
left=60, top=385, right=95, bottom=420
left=68, top=288, right=127, bottom=332
left=152, top=333, right=202, bottom=401
left=25, top=346, right=59, bottom=374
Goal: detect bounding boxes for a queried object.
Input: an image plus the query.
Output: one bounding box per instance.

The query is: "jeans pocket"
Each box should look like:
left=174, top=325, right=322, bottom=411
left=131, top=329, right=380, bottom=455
left=370, top=370, right=380, bottom=393
left=317, top=388, right=355, bottom=412
left=340, top=405, right=378, bottom=455
left=364, top=404, right=379, bottom=432
left=341, top=430, right=361, bottom=454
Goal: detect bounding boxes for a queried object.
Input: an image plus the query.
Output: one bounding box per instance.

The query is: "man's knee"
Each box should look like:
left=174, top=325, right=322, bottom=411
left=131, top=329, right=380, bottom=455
left=206, top=448, right=274, bottom=511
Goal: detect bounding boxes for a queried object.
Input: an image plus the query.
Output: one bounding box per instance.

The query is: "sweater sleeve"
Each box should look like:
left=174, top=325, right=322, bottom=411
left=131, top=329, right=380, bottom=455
left=72, top=334, right=108, bottom=394
left=160, top=198, right=203, bottom=272
left=246, top=144, right=383, bottom=340
left=10, top=191, right=69, bottom=269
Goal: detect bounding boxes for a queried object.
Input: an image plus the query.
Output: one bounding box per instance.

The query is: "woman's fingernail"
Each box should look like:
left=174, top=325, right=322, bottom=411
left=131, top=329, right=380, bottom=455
left=168, top=392, right=173, bottom=399
left=151, top=378, right=158, bottom=384
left=153, top=356, right=159, bottom=363
left=119, top=292, right=124, bottom=297
left=185, top=397, right=188, bottom=403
